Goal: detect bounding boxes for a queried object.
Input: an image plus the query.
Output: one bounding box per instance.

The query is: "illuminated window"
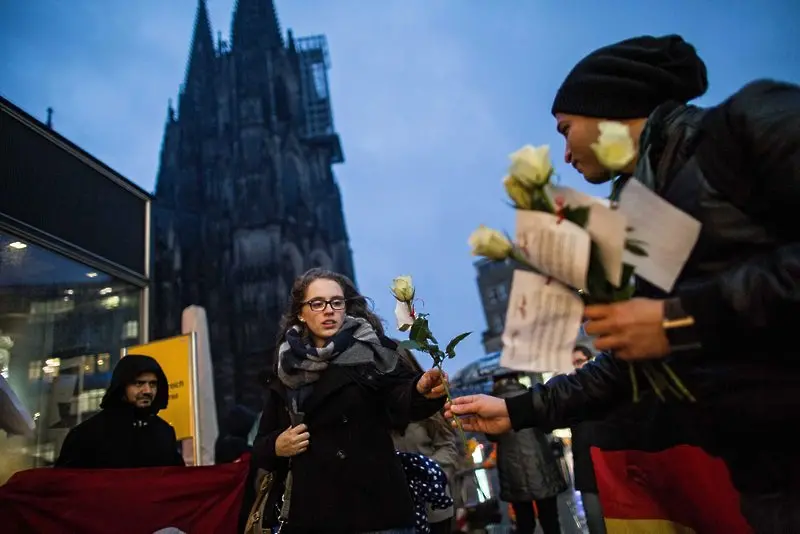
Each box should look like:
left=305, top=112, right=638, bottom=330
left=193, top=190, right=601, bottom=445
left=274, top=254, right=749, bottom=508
left=83, top=356, right=95, bottom=375
left=122, top=321, right=139, bottom=340
left=43, top=357, right=60, bottom=378
left=96, top=354, right=111, bottom=373
left=101, top=295, right=120, bottom=309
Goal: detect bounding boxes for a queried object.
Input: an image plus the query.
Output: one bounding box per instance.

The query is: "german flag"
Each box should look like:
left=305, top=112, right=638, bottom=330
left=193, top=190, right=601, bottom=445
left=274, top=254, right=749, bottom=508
left=585, top=395, right=754, bottom=534
left=593, top=445, right=752, bottom=533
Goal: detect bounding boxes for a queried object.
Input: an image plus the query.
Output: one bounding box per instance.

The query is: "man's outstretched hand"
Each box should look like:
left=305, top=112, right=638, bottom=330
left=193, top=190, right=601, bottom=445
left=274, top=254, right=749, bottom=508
left=444, top=394, right=512, bottom=435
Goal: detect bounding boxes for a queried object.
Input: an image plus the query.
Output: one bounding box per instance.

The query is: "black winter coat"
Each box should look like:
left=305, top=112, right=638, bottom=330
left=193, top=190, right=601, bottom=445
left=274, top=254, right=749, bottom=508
left=507, top=80, right=800, bottom=495
left=252, top=338, right=445, bottom=533
left=490, top=380, right=567, bottom=502
left=55, top=355, right=184, bottom=469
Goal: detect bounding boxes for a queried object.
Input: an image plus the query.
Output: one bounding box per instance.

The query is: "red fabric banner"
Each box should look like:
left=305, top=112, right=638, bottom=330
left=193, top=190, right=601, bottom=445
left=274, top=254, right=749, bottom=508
left=592, top=445, right=753, bottom=534
left=0, top=456, right=249, bottom=534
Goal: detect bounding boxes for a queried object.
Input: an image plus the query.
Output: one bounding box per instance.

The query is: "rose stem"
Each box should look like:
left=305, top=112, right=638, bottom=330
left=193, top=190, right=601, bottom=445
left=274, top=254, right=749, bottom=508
left=661, top=362, right=696, bottom=402
left=437, top=364, right=468, bottom=449
left=640, top=364, right=665, bottom=402
left=628, top=363, right=640, bottom=403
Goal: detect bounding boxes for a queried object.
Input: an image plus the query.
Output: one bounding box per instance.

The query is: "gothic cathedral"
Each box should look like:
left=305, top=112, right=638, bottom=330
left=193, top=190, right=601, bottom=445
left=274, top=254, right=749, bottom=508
left=152, top=0, right=355, bottom=414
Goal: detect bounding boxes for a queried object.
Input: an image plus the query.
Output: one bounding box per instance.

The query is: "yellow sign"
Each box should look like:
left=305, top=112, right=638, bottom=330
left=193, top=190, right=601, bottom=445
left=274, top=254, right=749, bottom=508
left=124, top=334, right=195, bottom=440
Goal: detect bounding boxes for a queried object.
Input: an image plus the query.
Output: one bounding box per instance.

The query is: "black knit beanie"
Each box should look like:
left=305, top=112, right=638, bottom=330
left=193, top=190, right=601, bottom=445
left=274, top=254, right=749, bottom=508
left=551, top=34, right=709, bottom=119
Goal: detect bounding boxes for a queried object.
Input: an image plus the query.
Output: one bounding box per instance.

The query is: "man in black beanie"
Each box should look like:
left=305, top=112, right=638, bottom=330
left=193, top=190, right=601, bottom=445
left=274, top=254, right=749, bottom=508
left=552, top=34, right=709, bottom=182
left=447, top=34, right=800, bottom=532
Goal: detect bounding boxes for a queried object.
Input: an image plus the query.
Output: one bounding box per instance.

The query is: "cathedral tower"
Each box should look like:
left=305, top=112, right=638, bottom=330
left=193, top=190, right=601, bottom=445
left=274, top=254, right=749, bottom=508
left=152, top=0, right=354, bottom=413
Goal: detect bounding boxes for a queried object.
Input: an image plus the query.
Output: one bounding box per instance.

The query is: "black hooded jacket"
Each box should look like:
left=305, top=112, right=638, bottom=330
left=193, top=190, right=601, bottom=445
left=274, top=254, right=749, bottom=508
left=55, top=354, right=185, bottom=469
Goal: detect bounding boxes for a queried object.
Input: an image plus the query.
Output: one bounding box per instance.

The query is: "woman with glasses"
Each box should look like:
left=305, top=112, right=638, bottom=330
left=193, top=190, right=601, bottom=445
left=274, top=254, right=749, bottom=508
left=253, top=268, right=448, bottom=534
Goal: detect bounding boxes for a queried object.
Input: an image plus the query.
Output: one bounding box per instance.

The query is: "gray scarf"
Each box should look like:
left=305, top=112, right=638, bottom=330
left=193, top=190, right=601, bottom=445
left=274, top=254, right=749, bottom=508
left=276, top=316, right=399, bottom=389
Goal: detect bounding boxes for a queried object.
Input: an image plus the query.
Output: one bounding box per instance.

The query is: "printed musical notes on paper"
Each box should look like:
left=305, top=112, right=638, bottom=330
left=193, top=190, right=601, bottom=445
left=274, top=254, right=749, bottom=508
left=547, top=185, right=627, bottom=286
left=515, top=210, right=591, bottom=290
left=500, top=270, right=584, bottom=375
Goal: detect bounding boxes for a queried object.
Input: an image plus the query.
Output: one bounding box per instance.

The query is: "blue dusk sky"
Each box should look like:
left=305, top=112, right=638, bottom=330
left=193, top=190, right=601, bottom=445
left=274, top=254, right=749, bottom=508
left=1, top=1, right=799, bottom=374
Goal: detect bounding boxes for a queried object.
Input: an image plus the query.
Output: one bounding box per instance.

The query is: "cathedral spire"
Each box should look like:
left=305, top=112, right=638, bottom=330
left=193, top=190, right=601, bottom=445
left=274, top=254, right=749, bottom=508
left=231, top=0, right=284, bottom=51
left=167, top=98, right=175, bottom=123
left=184, top=0, right=215, bottom=89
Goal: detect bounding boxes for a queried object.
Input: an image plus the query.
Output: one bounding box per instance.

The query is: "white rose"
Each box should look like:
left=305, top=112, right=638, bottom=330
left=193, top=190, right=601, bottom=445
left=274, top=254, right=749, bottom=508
left=390, top=275, right=415, bottom=302
left=508, top=145, right=553, bottom=187
left=590, top=121, right=637, bottom=171
left=503, top=175, right=533, bottom=209
left=468, top=226, right=513, bottom=260
left=394, top=300, right=415, bottom=331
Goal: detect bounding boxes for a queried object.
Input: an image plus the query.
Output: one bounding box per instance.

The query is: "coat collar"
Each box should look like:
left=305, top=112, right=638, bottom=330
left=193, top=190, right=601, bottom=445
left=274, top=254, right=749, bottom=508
left=269, top=363, right=375, bottom=416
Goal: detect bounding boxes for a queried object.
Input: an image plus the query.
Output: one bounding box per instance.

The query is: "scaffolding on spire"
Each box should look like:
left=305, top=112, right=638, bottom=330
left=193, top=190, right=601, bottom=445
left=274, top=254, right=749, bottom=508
left=295, top=35, right=343, bottom=164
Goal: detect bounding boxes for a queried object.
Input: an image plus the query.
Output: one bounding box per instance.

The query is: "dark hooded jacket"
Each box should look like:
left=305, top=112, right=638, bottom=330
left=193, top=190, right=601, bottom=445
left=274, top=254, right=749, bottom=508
left=489, top=376, right=568, bottom=502
left=506, top=80, right=800, bottom=495
left=215, top=404, right=257, bottom=464
left=54, top=354, right=185, bottom=469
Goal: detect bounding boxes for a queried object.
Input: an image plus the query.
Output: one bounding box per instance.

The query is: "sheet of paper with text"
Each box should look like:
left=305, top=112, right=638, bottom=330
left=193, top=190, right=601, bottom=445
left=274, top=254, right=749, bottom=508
left=500, top=270, right=585, bottom=375
left=547, top=185, right=627, bottom=286
left=515, top=210, right=591, bottom=290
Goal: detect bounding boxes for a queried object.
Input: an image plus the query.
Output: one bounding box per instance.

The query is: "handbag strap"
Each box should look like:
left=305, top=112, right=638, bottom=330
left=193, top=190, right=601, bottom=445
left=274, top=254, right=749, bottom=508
left=244, top=470, right=275, bottom=534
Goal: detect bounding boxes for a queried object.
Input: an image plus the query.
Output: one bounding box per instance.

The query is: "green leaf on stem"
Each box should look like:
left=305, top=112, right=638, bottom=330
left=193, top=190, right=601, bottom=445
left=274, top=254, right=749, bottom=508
left=399, top=323, right=411, bottom=332
left=620, top=262, right=635, bottom=283
left=613, top=284, right=636, bottom=301
left=581, top=247, right=640, bottom=304
left=409, top=317, right=429, bottom=345
left=582, top=244, right=612, bottom=304
left=561, top=206, right=591, bottom=228
left=530, top=188, right=556, bottom=213
left=445, top=332, right=472, bottom=358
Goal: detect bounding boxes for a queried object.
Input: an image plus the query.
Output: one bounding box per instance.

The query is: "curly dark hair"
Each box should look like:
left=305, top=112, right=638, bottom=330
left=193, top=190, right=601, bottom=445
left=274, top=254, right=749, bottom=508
left=274, top=268, right=385, bottom=358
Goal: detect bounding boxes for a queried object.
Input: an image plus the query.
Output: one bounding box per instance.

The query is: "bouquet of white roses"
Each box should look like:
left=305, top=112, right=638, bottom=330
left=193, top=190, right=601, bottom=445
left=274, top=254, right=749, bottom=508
left=390, top=275, right=472, bottom=444
left=468, top=122, right=694, bottom=403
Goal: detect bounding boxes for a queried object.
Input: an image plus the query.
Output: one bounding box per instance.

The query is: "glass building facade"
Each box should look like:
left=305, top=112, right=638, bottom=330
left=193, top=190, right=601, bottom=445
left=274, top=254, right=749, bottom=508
left=0, top=96, right=151, bottom=474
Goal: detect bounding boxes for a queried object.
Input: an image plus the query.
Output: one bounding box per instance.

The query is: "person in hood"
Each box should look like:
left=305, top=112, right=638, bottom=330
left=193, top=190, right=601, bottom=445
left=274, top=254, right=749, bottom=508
left=215, top=404, right=257, bottom=464
left=55, top=354, right=185, bottom=469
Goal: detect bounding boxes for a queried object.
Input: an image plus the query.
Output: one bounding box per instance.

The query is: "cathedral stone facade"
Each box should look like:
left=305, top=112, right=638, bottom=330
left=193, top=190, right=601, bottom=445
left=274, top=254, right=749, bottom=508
left=152, top=0, right=355, bottom=414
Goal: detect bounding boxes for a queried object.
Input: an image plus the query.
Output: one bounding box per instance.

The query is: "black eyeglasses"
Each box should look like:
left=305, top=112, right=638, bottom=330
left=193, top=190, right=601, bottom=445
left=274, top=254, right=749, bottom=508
left=303, top=297, right=347, bottom=312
